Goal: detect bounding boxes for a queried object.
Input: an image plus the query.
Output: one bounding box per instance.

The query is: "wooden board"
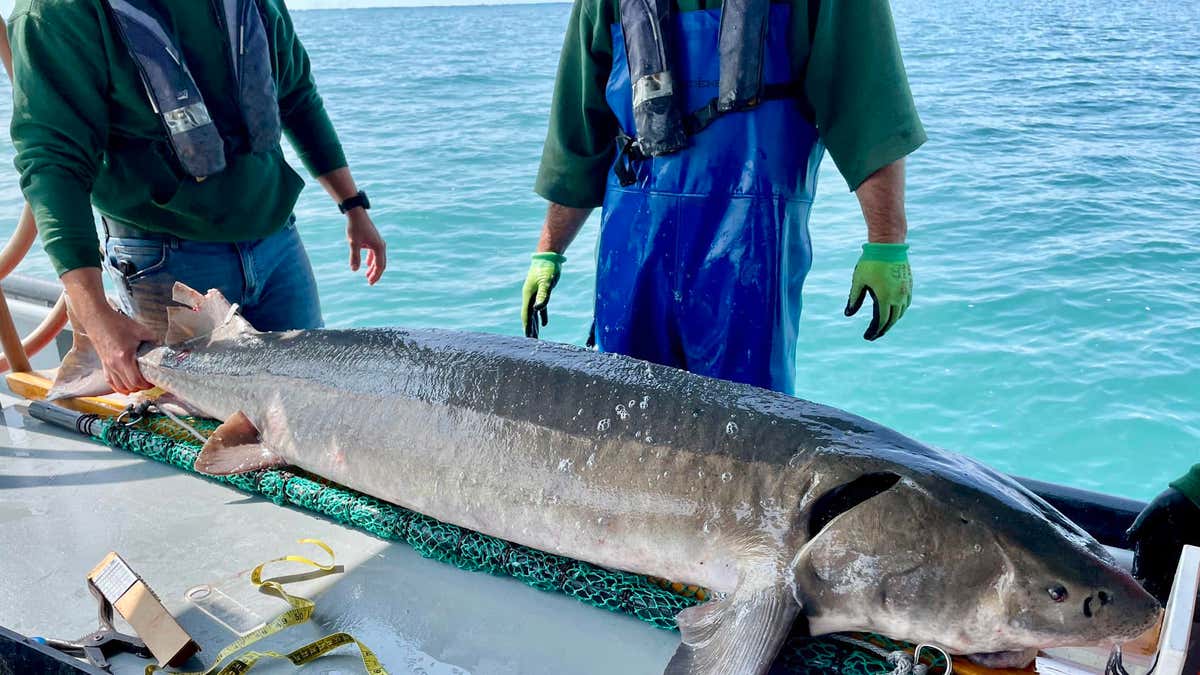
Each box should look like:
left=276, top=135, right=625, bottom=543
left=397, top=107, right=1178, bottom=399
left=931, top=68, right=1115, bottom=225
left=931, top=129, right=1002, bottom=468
left=956, top=662, right=1034, bottom=674
left=5, top=370, right=128, bottom=416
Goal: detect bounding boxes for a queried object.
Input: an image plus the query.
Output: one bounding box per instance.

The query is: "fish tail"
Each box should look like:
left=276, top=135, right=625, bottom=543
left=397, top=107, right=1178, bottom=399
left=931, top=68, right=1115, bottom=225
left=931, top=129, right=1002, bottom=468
left=47, top=330, right=111, bottom=400
left=165, top=282, right=257, bottom=346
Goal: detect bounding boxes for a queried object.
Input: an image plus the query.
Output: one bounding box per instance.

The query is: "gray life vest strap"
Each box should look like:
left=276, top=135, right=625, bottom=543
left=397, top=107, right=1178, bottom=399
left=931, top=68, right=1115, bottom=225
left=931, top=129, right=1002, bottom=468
left=618, top=0, right=688, bottom=156
left=105, top=0, right=281, bottom=179
left=618, top=0, right=774, bottom=159
left=219, top=0, right=282, bottom=155
left=717, top=0, right=770, bottom=112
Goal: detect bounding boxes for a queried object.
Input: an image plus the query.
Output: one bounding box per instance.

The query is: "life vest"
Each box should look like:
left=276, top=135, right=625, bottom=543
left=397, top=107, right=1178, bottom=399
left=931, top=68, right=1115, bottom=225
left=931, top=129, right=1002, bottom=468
left=615, top=0, right=793, bottom=183
left=105, top=0, right=282, bottom=179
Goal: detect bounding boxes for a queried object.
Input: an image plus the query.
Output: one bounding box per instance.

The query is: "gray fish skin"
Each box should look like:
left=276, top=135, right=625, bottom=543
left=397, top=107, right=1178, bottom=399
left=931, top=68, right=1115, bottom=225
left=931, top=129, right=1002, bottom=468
left=115, top=292, right=1158, bottom=674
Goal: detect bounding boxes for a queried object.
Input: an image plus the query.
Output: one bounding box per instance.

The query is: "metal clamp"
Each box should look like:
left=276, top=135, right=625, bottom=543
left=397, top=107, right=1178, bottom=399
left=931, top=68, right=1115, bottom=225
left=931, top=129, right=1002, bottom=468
left=36, top=580, right=152, bottom=671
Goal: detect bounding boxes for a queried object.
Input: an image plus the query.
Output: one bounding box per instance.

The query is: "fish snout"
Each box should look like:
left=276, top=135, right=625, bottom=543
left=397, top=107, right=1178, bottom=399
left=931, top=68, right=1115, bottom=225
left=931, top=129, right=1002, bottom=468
left=1082, top=574, right=1162, bottom=642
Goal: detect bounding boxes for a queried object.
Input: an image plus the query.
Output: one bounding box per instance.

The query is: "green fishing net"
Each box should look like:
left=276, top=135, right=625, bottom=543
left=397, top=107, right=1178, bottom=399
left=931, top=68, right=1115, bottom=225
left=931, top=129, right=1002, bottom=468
left=94, top=415, right=948, bottom=675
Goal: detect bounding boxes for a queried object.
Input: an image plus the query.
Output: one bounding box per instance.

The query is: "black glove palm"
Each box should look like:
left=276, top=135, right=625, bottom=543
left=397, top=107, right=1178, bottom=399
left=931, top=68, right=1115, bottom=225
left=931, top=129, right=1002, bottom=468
left=1127, top=487, right=1200, bottom=605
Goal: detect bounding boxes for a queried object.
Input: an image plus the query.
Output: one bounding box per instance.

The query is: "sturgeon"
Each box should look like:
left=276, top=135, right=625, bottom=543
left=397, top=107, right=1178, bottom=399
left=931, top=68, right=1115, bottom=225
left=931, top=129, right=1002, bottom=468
left=52, top=285, right=1160, bottom=673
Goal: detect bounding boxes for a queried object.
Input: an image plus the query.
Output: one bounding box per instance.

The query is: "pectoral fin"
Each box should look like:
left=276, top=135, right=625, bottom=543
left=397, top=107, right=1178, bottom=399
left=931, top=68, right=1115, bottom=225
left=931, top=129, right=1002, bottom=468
left=665, top=575, right=800, bottom=675
left=194, top=411, right=286, bottom=475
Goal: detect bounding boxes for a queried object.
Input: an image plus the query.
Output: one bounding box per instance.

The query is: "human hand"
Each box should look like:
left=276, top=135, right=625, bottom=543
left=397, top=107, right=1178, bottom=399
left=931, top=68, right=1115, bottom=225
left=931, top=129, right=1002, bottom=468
left=521, top=252, right=565, bottom=338
left=347, top=209, right=386, bottom=285
left=83, top=304, right=157, bottom=395
left=844, top=243, right=913, bottom=341
left=1128, top=487, right=1199, bottom=605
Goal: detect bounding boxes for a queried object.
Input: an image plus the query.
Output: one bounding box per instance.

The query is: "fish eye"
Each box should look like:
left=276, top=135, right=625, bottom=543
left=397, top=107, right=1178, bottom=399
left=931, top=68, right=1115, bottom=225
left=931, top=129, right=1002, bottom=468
left=1047, top=585, right=1068, bottom=603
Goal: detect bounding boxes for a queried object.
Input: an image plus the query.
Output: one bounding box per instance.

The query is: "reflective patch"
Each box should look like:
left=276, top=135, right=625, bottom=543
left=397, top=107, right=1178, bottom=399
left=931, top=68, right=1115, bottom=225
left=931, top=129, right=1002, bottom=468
left=632, top=71, right=675, bottom=108
left=163, top=102, right=214, bottom=135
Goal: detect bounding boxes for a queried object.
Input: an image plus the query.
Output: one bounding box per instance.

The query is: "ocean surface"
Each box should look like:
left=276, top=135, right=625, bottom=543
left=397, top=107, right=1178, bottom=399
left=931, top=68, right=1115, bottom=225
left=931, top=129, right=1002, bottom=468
left=0, top=0, right=1196, bottom=501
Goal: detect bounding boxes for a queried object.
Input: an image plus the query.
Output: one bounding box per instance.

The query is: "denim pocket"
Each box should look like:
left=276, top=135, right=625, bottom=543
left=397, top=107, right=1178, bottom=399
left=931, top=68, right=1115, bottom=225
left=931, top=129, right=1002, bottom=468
left=107, top=239, right=169, bottom=282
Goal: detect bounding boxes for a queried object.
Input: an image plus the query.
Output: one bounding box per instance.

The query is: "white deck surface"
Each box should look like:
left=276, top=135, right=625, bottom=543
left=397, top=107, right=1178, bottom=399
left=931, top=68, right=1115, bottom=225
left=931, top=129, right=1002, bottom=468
left=0, top=391, right=678, bottom=674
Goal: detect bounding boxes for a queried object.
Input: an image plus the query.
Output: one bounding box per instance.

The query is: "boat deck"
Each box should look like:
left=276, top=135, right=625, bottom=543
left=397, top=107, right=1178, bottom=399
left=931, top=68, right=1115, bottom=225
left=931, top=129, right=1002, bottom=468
left=0, top=390, right=678, bottom=674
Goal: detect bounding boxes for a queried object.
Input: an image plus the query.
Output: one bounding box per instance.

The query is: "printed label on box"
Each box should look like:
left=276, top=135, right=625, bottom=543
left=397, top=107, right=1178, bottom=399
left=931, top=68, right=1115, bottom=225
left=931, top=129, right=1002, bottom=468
left=93, top=556, right=137, bottom=603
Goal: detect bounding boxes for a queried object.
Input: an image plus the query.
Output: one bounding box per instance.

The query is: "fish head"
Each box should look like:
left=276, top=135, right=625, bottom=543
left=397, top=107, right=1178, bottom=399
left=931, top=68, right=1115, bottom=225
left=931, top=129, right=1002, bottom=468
left=986, top=517, right=1162, bottom=662
left=791, top=462, right=1160, bottom=667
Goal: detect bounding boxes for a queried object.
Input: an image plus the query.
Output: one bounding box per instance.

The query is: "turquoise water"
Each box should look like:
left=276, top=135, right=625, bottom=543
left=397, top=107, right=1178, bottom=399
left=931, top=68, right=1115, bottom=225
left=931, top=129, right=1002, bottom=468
left=0, top=0, right=1197, bottom=500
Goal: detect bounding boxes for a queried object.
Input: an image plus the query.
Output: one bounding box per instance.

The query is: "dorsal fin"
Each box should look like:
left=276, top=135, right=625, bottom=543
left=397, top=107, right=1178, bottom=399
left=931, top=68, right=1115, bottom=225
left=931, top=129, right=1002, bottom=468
left=165, top=283, right=257, bottom=346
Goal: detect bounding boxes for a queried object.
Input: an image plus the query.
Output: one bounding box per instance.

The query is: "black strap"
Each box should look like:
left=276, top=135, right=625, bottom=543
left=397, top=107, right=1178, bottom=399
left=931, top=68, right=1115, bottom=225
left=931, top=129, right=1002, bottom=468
left=619, top=0, right=688, bottom=156
left=685, top=81, right=796, bottom=136
left=613, top=80, right=798, bottom=187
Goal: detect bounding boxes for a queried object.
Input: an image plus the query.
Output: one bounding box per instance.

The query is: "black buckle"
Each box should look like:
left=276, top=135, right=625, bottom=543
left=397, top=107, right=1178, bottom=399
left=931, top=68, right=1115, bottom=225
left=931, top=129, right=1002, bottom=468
left=613, top=133, right=644, bottom=187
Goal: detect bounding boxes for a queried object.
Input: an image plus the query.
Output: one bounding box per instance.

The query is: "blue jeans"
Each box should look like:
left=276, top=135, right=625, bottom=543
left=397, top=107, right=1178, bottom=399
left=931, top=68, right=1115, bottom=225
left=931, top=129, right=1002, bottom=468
left=104, top=220, right=323, bottom=338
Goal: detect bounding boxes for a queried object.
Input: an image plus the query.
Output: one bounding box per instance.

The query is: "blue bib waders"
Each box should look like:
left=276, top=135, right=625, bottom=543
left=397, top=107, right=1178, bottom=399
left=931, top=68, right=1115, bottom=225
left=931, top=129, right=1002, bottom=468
left=595, top=5, right=824, bottom=395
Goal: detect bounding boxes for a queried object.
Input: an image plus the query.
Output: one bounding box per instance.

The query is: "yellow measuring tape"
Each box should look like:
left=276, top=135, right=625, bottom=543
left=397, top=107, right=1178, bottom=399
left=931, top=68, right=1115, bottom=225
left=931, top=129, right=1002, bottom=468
left=147, top=539, right=388, bottom=675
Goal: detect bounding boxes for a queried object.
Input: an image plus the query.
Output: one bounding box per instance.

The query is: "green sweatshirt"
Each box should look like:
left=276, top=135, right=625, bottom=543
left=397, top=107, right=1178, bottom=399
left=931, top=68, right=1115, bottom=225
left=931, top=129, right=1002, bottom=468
left=1170, top=464, right=1200, bottom=509
left=535, top=0, right=926, bottom=208
left=8, top=0, right=348, bottom=276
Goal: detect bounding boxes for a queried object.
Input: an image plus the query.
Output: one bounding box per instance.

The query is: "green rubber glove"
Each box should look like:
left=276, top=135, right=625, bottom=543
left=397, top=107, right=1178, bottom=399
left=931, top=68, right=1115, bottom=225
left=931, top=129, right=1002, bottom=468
left=844, top=243, right=913, bottom=341
left=522, top=252, right=566, bottom=338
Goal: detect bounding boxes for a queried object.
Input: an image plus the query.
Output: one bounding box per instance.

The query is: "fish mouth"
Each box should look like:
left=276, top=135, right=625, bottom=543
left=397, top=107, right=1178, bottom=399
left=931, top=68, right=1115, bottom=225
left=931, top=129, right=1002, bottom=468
left=962, top=603, right=1163, bottom=671
left=966, top=649, right=1039, bottom=669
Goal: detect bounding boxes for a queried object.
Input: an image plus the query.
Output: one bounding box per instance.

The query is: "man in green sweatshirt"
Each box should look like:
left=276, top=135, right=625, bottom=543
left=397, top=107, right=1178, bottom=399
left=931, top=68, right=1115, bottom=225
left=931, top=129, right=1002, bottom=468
left=8, top=0, right=386, bottom=395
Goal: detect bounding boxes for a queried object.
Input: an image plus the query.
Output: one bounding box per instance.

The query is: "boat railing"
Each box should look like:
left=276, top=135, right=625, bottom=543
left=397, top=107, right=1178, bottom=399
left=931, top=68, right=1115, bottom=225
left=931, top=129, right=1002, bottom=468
left=0, top=10, right=69, bottom=375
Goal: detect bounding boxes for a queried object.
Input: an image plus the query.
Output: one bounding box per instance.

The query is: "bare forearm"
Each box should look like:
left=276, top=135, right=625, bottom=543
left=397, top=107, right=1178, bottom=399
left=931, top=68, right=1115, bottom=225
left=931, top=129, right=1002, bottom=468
left=60, top=267, right=111, bottom=327
left=536, top=202, right=592, bottom=254
left=854, top=159, right=908, bottom=244
left=316, top=166, right=360, bottom=206
left=60, top=266, right=156, bottom=392
left=319, top=165, right=387, bottom=283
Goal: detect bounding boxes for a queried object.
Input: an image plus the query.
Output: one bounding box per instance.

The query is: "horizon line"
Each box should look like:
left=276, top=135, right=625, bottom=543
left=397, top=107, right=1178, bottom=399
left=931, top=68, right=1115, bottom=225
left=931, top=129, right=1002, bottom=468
left=289, top=0, right=568, bottom=9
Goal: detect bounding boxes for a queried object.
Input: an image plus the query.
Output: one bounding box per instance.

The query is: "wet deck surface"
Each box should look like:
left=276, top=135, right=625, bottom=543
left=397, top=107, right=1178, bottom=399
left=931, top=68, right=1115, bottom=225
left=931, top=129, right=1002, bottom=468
left=0, top=391, right=678, bottom=674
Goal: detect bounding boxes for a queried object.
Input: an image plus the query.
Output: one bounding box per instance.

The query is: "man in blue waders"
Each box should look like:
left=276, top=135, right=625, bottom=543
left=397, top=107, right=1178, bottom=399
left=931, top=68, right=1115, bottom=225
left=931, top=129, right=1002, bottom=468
left=521, top=0, right=924, bottom=395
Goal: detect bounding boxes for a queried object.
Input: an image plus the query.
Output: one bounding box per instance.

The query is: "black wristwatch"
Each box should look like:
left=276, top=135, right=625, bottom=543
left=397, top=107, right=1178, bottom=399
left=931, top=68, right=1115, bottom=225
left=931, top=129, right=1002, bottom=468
left=338, top=190, right=370, bottom=214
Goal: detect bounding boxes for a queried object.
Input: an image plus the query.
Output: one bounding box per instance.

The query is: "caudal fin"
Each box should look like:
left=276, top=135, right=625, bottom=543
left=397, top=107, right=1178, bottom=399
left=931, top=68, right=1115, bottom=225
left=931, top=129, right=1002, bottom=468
left=46, top=331, right=112, bottom=400
left=165, top=282, right=257, bottom=346
left=47, top=284, right=256, bottom=401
